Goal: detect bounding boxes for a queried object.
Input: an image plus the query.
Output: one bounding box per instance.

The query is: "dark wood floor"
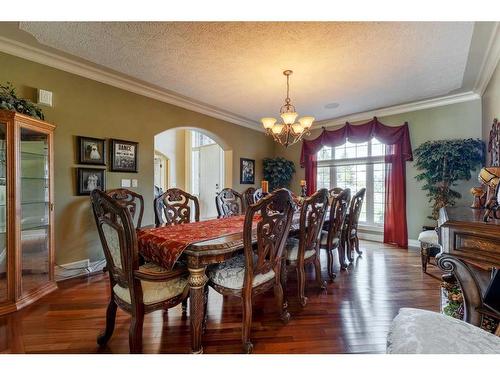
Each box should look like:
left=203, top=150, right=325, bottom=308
left=0, top=241, right=442, bottom=354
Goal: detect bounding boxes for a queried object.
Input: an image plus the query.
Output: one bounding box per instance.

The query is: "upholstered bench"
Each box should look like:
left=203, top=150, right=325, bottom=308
left=418, top=229, right=440, bottom=272
left=387, top=308, right=500, bottom=354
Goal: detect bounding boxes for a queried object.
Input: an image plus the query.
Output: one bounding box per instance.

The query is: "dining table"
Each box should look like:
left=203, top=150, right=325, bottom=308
left=137, top=210, right=329, bottom=354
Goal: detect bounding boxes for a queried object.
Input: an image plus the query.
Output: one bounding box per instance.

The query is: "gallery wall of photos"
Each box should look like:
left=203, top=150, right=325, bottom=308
left=75, top=136, right=138, bottom=195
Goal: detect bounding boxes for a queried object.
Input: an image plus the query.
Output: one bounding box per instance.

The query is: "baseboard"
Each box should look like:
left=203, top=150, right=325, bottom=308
left=55, top=259, right=107, bottom=281
left=357, top=230, right=421, bottom=251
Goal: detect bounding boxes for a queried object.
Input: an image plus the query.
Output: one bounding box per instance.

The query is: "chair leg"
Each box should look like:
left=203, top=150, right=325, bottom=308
left=326, top=248, right=336, bottom=281
left=313, top=256, right=327, bottom=290
left=297, top=264, right=307, bottom=307
left=421, top=247, right=429, bottom=273
left=181, top=298, right=188, bottom=314
left=202, top=285, right=209, bottom=332
left=338, top=240, right=348, bottom=270
left=274, top=280, right=290, bottom=324
left=355, top=235, right=362, bottom=255
left=241, top=293, right=253, bottom=354
left=347, top=237, right=355, bottom=263
left=97, top=298, right=117, bottom=346
left=280, top=260, right=289, bottom=310
left=129, top=306, right=145, bottom=354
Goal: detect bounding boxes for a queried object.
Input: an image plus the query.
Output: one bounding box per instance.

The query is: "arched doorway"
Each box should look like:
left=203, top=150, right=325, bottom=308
left=154, top=127, right=231, bottom=220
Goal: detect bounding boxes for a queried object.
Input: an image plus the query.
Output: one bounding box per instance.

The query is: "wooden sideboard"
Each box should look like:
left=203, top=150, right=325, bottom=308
left=438, top=206, right=499, bottom=329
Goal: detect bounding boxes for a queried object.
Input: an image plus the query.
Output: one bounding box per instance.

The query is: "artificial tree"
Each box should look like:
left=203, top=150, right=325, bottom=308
left=414, top=138, right=484, bottom=220
left=263, top=157, right=296, bottom=191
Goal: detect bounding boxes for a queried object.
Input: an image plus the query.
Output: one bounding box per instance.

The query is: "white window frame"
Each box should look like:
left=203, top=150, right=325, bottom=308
left=317, top=139, right=386, bottom=229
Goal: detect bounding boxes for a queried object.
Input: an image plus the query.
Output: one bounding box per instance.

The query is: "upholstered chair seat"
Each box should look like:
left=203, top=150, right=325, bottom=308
left=208, top=254, right=275, bottom=290
left=113, top=262, right=188, bottom=305
left=285, top=238, right=317, bottom=261
left=418, top=230, right=439, bottom=245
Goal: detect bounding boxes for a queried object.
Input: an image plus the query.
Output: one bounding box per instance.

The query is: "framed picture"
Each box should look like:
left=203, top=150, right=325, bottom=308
left=76, top=168, right=106, bottom=196
left=77, top=136, right=106, bottom=165
left=110, top=139, right=138, bottom=173
left=240, top=158, right=255, bottom=184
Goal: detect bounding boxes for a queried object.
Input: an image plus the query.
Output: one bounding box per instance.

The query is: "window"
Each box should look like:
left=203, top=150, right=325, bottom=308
left=317, top=138, right=386, bottom=226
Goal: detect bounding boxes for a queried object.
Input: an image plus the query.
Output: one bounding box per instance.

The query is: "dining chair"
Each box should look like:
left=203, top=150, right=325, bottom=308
left=284, top=188, right=329, bottom=306
left=343, top=188, right=366, bottom=264
left=91, top=190, right=189, bottom=353
left=243, top=187, right=256, bottom=207
left=154, top=188, right=200, bottom=226
left=207, top=189, right=294, bottom=353
left=106, top=188, right=144, bottom=229
left=215, top=188, right=244, bottom=218
left=320, top=188, right=351, bottom=278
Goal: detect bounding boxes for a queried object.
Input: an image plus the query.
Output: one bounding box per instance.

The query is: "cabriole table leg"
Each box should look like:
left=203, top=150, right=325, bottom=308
left=188, top=266, right=208, bottom=354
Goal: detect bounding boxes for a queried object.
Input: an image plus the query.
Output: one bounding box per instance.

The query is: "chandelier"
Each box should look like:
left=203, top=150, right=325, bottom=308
left=261, top=70, right=314, bottom=148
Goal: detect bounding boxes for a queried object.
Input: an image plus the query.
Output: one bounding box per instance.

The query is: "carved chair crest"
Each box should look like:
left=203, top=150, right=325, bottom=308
left=326, top=188, right=351, bottom=247
left=216, top=188, right=244, bottom=218
left=243, top=187, right=257, bottom=208
left=106, top=188, right=144, bottom=229
left=253, top=188, right=264, bottom=203
left=346, top=188, right=366, bottom=234
left=154, top=188, right=200, bottom=226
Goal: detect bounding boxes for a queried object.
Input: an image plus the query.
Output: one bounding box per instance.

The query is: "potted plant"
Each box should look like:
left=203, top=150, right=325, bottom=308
left=263, top=157, right=296, bottom=191
left=0, top=82, right=45, bottom=120
left=414, top=138, right=484, bottom=220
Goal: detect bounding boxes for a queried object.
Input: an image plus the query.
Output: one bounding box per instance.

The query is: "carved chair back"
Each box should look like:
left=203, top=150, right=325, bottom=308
left=329, top=187, right=344, bottom=198
left=253, top=188, right=264, bottom=203
left=242, top=189, right=294, bottom=290
left=243, top=187, right=257, bottom=208
left=346, top=188, right=366, bottom=235
left=154, top=188, right=200, bottom=226
left=106, top=188, right=144, bottom=229
left=216, top=188, right=244, bottom=218
left=91, top=190, right=140, bottom=302
left=325, top=188, right=351, bottom=249
left=297, top=189, right=329, bottom=259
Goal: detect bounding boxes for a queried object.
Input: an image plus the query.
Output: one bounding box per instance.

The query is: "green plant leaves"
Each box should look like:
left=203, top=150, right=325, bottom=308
left=0, top=82, right=45, bottom=120
left=414, top=138, right=484, bottom=219
left=263, top=157, right=296, bottom=191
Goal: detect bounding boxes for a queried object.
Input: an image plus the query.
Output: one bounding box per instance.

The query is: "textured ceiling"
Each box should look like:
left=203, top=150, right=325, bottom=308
left=19, top=22, right=474, bottom=124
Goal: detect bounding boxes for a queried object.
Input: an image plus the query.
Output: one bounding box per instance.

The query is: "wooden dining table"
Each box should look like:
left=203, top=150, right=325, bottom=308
left=139, top=212, right=326, bottom=354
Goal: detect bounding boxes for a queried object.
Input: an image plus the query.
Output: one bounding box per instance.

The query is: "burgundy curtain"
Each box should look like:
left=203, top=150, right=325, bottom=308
left=300, top=117, right=412, bottom=248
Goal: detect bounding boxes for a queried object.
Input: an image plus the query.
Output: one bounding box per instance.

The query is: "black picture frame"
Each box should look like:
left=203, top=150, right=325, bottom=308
left=77, top=136, right=106, bottom=165
left=109, top=138, right=138, bottom=173
left=240, top=158, right=255, bottom=184
left=76, top=168, right=106, bottom=196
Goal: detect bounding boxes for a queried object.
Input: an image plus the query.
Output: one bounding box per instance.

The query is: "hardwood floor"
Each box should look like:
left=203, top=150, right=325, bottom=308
left=0, top=241, right=442, bottom=354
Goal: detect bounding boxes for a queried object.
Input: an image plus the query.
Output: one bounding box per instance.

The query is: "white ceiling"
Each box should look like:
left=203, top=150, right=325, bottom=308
left=12, top=22, right=481, bottom=126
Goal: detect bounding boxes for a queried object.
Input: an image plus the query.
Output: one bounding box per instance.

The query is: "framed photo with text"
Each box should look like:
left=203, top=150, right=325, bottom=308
left=76, top=168, right=106, bottom=195
left=77, top=136, right=106, bottom=165
left=110, top=138, right=138, bottom=173
left=240, top=158, right=255, bottom=184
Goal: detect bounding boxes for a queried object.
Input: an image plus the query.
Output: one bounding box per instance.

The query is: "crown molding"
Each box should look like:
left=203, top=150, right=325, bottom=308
left=0, top=36, right=263, bottom=132
left=313, top=91, right=481, bottom=129
left=473, top=22, right=500, bottom=95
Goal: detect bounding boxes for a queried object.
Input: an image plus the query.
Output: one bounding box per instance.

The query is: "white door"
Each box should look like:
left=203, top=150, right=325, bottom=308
left=199, top=144, right=223, bottom=219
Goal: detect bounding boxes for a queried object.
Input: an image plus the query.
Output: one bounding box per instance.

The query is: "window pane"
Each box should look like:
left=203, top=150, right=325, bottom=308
left=334, top=164, right=367, bottom=223
left=317, top=166, right=330, bottom=190
left=318, top=146, right=332, bottom=161
left=371, top=138, right=385, bottom=157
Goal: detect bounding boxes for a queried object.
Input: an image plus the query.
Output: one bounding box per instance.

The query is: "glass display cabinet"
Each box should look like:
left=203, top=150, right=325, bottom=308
left=0, top=109, right=56, bottom=316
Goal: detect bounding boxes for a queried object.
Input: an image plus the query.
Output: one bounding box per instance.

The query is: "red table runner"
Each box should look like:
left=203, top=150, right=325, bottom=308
left=137, top=215, right=253, bottom=270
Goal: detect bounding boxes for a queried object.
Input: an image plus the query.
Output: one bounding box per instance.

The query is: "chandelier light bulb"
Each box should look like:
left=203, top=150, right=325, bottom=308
left=292, top=123, right=304, bottom=134
left=280, top=111, right=298, bottom=125
left=271, top=123, right=284, bottom=134
left=298, top=116, right=315, bottom=129
left=261, top=117, right=277, bottom=129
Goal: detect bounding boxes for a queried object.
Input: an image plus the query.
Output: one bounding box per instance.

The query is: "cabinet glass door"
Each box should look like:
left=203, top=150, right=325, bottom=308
left=20, top=127, right=50, bottom=295
left=0, top=123, right=6, bottom=303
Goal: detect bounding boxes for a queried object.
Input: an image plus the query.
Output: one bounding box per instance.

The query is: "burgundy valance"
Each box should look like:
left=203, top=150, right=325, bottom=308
left=300, top=117, right=413, bottom=248
left=300, top=117, right=413, bottom=167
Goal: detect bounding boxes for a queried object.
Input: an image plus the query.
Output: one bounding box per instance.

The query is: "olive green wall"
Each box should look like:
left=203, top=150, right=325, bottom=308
left=0, top=51, right=274, bottom=265
left=482, top=60, right=500, bottom=163
left=276, top=99, right=483, bottom=241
